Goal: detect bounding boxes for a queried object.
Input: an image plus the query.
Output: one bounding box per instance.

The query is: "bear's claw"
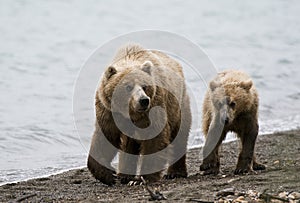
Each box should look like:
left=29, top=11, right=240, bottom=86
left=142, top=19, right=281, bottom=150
left=234, top=167, right=251, bottom=175
left=253, top=162, right=266, bottom=171
left=119, top=174, right=135, bottom=185
left=164, top=172, right=187, bottom=179
left=97, top=172, right=117, bottom=186
left=128, top=180, right=144, bottom=186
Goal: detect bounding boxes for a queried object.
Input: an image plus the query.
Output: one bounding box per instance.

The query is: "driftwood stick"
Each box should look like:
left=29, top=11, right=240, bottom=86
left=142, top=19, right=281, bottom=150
left=259, top=190, right=289, bottom=203
left=141, top=176, right=166, bottom=201
left=15, top=193, right=37, bottom=202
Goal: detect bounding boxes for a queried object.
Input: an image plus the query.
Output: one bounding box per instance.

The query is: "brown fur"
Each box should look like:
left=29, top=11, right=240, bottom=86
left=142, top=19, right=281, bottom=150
left=200, top=70, right=266, bottom=175
left=87, top=44, right=191, bottom=185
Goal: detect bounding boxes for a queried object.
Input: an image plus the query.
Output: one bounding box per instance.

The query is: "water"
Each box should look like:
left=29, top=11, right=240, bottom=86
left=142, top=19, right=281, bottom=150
left=0, top=0, right=300, bottom=185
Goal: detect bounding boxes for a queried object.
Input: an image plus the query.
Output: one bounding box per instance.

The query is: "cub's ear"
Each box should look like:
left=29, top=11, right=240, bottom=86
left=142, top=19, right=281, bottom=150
left=141, top=60, right=153, bottom=75
left=105, top=66, right=117, bottom=79
left=209, top=80, right=220, bottom=91
left=240, top=80, right=253, bottom=91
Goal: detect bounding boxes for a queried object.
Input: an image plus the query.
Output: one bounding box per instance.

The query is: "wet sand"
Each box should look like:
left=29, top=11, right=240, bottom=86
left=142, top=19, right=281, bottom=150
left=1, top=130, right=299, bottom=202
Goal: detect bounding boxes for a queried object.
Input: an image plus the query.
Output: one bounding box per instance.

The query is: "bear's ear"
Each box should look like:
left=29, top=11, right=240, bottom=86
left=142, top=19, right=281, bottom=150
left=209, top=80, right=220, bottom=91
left=240, top=80, right=253, bottom=91
left=141, top=60, right=153, bottom=75
left=105, top=66, right=117, bottom=79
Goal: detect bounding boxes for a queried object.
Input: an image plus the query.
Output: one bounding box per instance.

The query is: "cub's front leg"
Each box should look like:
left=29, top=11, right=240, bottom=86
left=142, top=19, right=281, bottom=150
left=200, top=118, right=226, bottom=175
left=235, top=122, right=259, bottom=174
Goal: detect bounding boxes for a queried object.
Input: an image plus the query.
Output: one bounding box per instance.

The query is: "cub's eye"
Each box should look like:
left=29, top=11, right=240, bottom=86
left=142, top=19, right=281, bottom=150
left=142, top=85, right=148, bottom=91
left=126, top=85, right=133, bottom=92
left=229, top=101, right=236, bottom=109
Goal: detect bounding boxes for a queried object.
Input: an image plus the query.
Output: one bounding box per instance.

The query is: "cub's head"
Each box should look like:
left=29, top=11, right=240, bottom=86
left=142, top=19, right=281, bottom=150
left=99, top=61, right=156, bottom=117
left=209, top=79, right=254, bottom=126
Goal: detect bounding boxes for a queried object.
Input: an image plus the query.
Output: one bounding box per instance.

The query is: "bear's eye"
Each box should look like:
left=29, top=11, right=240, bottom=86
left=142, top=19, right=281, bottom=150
left=229, top=101, right=236, bottom=109
left=142, top=85, right=147, bottom=91
left=126, top=85, right=133, bottom=92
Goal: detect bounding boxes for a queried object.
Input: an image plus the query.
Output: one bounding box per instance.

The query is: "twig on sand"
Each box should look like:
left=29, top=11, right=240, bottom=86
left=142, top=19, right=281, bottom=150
left=141, top=176, right=167, bottom=201
left=14, top=193, right=37, bottom=202
left=187, top=198, right=214, bottom=203
left=259, top=189, right=289, bottom=203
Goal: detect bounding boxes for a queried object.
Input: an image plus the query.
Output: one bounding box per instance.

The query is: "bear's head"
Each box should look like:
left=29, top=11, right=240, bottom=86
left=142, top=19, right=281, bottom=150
left=209, top=79, right=254, bottom=126
left=99, top=60, right=156, bottom=118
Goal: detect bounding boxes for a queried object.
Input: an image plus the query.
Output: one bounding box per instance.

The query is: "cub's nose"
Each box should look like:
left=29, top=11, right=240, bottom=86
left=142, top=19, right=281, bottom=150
left=139, top=97, right=150, bottom=108
left=221, top=113, right=229, bottom=125
left=224, top=117, right=229, bottom=125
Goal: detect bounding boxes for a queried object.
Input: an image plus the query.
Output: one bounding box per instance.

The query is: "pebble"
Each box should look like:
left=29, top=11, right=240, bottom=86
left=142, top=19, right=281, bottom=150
left=233, top=196, right=247, bottom=203
left=278, top=191, right=288, bottom=198
left=273, top=160, right=280, bottom=164
left=288, top=194, right=295, bottom=200
left=290, top=192, right=300, bottom=199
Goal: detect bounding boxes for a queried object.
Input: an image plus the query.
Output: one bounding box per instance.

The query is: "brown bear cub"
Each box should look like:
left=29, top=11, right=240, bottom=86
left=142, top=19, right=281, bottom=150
left=87, top=44, right=191, bottom=185
left=200, top=70, right=266, bottom=175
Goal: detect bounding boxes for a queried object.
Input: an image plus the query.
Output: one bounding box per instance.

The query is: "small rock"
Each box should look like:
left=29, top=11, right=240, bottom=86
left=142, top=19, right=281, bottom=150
left=273, top=160, right=280, bottom=164
left=236, top=196, right=245, bottom=200
left=290, top=192, right=300, bottom=199
left=278, top=192, right=288, bottom=198
left=288, top=194, right=295, bottom=200
left=233, top=196, right=247, bottom=203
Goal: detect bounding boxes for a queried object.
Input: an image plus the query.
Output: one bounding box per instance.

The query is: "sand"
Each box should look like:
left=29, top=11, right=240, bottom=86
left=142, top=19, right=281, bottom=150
left=1, top=130, right=299, bottom=202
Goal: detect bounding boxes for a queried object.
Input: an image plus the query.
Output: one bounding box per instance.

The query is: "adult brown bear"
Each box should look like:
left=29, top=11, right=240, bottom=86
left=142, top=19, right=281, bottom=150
left=87, top=44, right=191, bottom=185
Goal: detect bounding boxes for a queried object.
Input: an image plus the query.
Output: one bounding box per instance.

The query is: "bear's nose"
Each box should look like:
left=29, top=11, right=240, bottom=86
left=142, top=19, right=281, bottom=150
left=224, top=117, right=229, bottom=125
left=139, top=97, right=150, bottom=108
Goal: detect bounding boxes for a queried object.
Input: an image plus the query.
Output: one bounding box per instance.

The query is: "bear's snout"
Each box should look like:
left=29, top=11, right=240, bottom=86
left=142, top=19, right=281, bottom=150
left=220, top=109, right=230, bottom=125
left=221, top=115, right=229, bottom=125
left=139, top=96, right=150, bottom=109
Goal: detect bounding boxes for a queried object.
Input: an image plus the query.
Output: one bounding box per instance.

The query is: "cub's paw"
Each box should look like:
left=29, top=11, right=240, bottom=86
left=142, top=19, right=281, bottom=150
left=234, top=166, right=251, bottom=175
left=200, top=162, right=220, bottom=175
left=253, top=162, right=266, bottom=171
left=235, top=157, right=253, bottom=175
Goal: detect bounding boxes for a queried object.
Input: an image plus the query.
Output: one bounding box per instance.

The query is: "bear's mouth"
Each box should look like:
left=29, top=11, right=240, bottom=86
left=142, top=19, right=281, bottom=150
left=137, top=107, right=149, bottom=112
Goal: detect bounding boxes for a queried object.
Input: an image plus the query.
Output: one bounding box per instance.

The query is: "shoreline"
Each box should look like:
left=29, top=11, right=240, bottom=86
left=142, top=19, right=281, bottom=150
left=1, top=129, right=299, bottom=202
left=1, top=129, right=292, bottom=187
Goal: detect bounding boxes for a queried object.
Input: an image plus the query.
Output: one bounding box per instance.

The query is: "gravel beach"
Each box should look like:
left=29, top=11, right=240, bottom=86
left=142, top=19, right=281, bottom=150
left=1, top=130, right=299, bottom=202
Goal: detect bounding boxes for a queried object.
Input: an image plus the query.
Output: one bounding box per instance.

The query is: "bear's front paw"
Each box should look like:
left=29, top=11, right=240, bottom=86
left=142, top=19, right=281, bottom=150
left=119, top=174, right=136, bottom=184
left=164, top=171, right=187, bottom=179
left=94, top=168, right=117, bottom=186
left=200, top=161, right=220, bottom=175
